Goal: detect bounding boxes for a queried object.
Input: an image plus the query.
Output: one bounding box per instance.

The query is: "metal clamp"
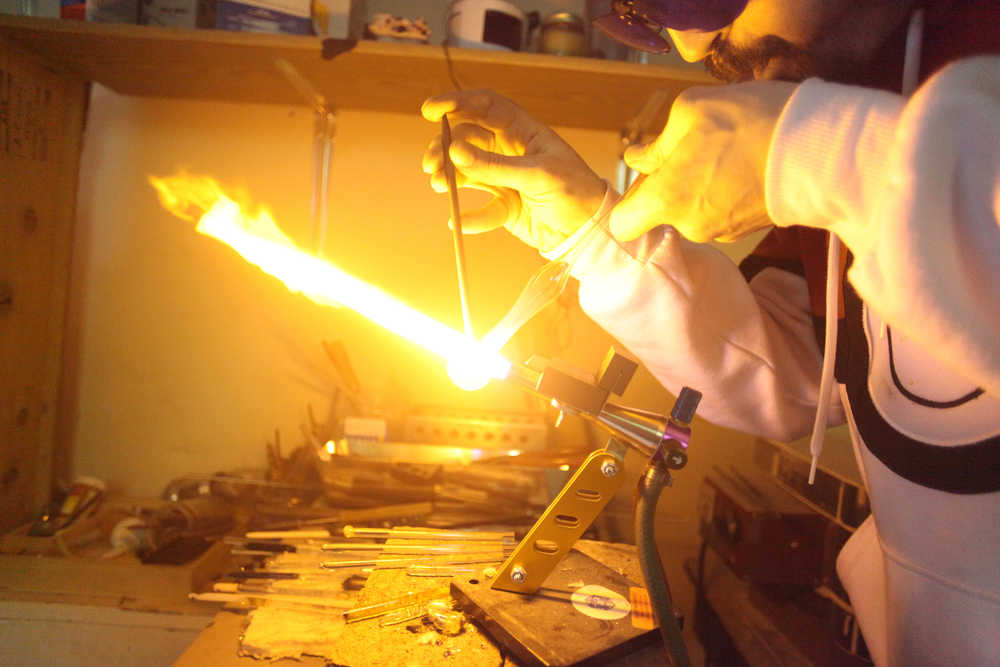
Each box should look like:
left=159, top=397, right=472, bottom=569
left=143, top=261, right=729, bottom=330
left=491, top=438, right=629, bottom=594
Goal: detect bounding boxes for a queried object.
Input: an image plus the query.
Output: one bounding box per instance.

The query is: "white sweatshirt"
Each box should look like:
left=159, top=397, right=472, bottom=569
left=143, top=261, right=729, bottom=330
left=551, top=57, right=1000, bottom=665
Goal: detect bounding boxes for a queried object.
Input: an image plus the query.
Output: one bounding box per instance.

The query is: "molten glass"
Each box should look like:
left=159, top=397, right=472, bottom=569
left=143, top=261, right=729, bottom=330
left=148, top=174, right=511, bottom=389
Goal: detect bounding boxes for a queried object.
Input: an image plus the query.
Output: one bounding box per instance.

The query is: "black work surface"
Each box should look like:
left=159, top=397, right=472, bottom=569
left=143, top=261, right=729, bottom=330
left=452, top=548, right=660, bottom=666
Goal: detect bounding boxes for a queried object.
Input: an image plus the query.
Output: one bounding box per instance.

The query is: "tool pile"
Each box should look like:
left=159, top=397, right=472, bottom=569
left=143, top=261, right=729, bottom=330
left=194, top=524, right=514, bottom=660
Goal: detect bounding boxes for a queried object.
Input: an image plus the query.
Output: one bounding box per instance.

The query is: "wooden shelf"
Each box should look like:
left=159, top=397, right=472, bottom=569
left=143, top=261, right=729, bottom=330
left=0, top=16, right=713, bottom=131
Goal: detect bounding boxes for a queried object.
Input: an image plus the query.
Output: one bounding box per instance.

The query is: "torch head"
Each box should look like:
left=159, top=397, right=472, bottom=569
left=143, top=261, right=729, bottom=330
left=503, top=349, right=701, bottom=459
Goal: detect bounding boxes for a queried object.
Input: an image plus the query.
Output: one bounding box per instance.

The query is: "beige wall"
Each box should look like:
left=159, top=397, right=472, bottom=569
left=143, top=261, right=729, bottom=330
left=66, top=84, right=758, bottom=542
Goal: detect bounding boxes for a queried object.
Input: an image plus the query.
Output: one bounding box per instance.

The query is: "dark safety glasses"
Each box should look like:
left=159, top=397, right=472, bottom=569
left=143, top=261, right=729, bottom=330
left=592, top=0, right=749, bottom=53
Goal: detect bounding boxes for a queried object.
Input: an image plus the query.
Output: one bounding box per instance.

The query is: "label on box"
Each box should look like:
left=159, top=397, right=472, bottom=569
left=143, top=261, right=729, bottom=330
left=140, top=0, right=199, bottom=28
left=343, top=416, right=387, bottom=442
left=217, top=0, right=312, bottom=34
left=86, top=0, right=139, bottom=22
left=225, top=0, right=308, bottom=18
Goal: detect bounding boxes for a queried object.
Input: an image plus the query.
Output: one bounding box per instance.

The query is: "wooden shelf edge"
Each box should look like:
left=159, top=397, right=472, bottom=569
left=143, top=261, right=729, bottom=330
left=0, top=15, right=712, bottom=79
left=1, top=16, right=714, bottom=131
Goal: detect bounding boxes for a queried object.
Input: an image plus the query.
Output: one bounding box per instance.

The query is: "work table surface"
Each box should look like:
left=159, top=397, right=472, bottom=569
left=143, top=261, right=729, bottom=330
left=175, top=540, right=668, bottom=666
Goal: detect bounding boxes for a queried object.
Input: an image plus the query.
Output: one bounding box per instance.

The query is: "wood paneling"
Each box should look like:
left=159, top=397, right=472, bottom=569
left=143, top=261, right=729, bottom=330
left=0, top=36, right=87, bottom=531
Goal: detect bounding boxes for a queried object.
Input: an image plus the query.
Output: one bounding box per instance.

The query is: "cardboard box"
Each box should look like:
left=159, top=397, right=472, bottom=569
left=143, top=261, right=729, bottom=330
left=141, top=0, right=315, bottom=34
left=215, top=0, right=312, bottom=35
left=86, top=0, right=139, bottom=23
left=61, top=0, right=86, bottom=19
left=140, top=0, right=215, bottom=28
left=312, top=0, right=366, bottom=39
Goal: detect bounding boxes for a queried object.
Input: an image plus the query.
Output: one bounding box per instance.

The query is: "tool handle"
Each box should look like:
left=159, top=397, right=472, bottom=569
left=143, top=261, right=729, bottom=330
left=442, top=115, right=474, bottom=336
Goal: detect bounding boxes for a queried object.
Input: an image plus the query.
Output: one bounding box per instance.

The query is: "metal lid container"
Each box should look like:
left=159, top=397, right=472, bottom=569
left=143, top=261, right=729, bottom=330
left=540, top=11, right=587, bottom=56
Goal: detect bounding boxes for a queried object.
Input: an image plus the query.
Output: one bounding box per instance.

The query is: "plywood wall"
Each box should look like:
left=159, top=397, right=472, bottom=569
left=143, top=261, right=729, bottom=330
left=0, top=39, right=87, bottom=531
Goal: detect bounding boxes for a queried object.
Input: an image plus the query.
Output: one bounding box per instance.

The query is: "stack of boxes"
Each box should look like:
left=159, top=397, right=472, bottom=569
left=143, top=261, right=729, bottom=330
left=65, top=0, right=366, bottom=38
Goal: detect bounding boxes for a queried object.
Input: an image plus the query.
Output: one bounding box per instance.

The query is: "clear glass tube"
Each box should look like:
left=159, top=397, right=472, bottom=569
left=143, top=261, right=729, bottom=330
left=481, top=174, right=650, bottom=353
left=343, top=525, right=514, bottom=542
left=481, top=215, right=611, bottom=352
left=406, top=564, right=477, bottom=577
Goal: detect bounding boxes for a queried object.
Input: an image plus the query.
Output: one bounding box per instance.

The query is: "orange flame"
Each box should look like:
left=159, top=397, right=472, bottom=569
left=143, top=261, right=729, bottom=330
left=148, top=174, right=511, bottom=390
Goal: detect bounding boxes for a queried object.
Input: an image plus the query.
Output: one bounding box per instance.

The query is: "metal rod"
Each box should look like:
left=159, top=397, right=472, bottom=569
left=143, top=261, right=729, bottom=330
left=245, top=529, right=332, bottom=539
left=191, top=590, right=354, bottom=609
left=441, top=115, right=474, bottom=337
left=173, top=473, right=324, bottom=490
left=343, top=586, right=450, bottom=623
left=215, top=582, right=349, bottom=599
left=321, top=554, right=505, bottom=569
left=322, top=542, right=511, bottom=554
left=406, top=564, right=478, bottom=577
left=343, top=526, right=514, bottom=541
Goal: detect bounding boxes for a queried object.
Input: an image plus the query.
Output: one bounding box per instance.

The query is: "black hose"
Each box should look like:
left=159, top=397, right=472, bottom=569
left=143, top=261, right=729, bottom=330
left=635, top=462, right=691, bottom=667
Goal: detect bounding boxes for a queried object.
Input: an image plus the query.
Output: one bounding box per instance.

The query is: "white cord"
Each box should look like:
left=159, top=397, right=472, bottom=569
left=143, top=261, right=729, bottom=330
left=808, top=236, right=842, bottom=484
left=806, top=8, right=924, bottom=484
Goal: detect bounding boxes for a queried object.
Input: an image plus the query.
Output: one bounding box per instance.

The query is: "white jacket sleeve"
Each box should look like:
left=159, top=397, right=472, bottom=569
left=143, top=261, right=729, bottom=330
left=766, top=56, right=1000, bottom=396
left=546, top=201, right=841, bottom=443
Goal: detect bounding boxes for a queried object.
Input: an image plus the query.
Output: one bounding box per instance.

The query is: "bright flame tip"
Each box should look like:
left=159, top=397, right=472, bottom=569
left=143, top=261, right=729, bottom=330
left=150, top=173, right=514, bottom=392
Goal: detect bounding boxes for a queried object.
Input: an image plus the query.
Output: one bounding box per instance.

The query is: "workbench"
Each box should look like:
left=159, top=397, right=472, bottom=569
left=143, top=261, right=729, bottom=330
left=686, top=547, right=873, bottom=667
left=0, top=536, right=227, bottom=665
left=175, top=540, right=699, bottom=666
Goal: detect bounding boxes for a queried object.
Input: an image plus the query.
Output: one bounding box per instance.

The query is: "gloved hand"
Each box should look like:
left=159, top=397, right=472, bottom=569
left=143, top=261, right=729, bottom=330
left=421, top=89, right=608, bottom=253
left=609, top=80, right=797, bottom=243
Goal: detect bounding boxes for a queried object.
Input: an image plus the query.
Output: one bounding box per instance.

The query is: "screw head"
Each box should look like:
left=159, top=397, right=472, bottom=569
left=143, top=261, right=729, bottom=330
left=510, top=565, right=527, bottom=584
left=601, top=459, right=618, bottom=477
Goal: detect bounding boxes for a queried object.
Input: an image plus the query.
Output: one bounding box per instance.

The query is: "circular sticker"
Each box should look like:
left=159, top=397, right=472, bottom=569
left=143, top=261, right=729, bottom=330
left=570, top=584, right=631, bottom=620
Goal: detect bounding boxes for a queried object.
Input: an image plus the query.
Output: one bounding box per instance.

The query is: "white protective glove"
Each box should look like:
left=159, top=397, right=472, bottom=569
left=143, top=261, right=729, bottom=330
left=421, top=89, right=608, bottom=253
left=610, top=80, right=797, bottom=243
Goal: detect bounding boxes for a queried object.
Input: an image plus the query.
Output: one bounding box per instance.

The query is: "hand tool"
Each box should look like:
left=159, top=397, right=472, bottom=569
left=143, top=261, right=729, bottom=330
left=441, top=115, right=474, bottom=337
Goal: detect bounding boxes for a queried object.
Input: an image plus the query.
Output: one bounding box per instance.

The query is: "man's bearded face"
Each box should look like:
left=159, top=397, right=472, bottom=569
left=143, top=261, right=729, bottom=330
left=704, top=32, right=867, bottom=83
